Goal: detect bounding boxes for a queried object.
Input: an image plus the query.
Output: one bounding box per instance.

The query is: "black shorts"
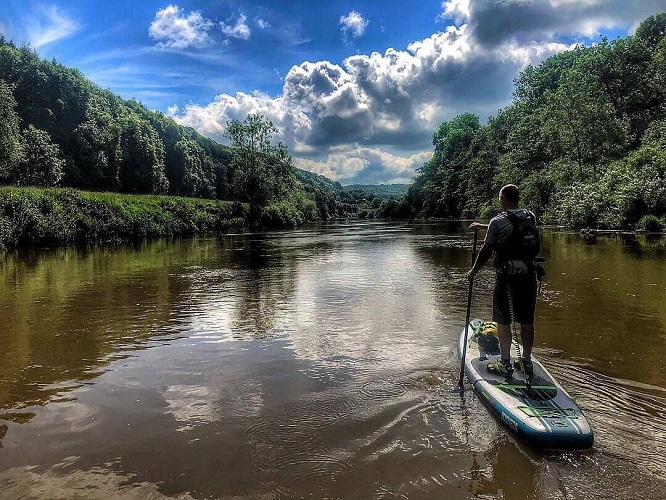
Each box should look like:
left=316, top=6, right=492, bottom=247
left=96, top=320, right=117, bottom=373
left=492, top=271, right=537, bottom=325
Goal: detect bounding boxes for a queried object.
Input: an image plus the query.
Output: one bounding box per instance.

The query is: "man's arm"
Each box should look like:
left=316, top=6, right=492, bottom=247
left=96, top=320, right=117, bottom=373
left=469, top=222, right=488, bottom=231
left=466, top=242, right=493, bottom=281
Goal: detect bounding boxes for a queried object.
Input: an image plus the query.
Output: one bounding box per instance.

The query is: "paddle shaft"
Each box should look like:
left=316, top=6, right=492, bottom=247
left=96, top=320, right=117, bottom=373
left=456, top=229, right=479, bottom=391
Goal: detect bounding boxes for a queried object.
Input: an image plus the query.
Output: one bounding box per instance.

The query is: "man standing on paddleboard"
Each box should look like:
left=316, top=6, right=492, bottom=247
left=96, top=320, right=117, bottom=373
left=465, top=184, right=541, bottom=378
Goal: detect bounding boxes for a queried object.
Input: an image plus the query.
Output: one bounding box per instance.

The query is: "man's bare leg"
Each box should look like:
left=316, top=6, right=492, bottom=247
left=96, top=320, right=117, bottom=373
left=519, top=324, right=534, bottom=359
left=497, top=323, right=512, bottom=360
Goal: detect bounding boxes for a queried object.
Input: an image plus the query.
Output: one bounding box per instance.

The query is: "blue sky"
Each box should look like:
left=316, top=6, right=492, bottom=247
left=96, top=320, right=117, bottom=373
left=2, top=1, right=666, bottom=184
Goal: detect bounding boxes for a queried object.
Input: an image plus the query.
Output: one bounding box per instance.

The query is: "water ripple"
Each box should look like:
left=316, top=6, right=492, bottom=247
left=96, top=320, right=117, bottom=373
left=542, top=359, right=666, bottom=477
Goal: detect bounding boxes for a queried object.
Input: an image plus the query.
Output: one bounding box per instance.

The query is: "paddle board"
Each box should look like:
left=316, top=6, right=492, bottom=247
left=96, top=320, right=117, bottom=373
left=459, top=319, right=594, bottom=450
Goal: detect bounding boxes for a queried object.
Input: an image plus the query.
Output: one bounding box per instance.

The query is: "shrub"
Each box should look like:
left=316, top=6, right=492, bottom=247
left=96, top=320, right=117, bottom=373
left=260, top=200, right=303, bottom=228
left=548, top=145, right=666, bottom=229
left=0, top=187, right=246, bottom=249
left=636, top=215, right=665, bottom=232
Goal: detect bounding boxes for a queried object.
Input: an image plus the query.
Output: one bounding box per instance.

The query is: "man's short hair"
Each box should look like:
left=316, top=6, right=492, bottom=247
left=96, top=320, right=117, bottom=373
left=500, top=184, right=520, bottom=204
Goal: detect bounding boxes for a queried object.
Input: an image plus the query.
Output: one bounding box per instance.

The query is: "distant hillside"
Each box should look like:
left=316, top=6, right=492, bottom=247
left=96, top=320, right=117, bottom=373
left=295, top=168, right=348, bottom=218
left=342, top=184, right=409, bottom=200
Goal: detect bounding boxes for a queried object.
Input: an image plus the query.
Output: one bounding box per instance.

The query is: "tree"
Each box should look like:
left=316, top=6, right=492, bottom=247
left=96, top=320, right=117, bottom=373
left=0, top=79, right=22, bottom=182
left=224, top=114, right=295, bottom=225
left=542, top=68, right=628, bottom=177
left=634, top=13, right=666, bottom=49
left=172, top=138, right=216, bottom=198
left=67, top=93, right=121, bottom=189
left=118, top=114, right=168, bottom=194
left=513, top=49, right=580, bottom=105
left=14, top=125, right=64, bottom=186
left=410, top=113, right=480, bottom=217
left=579, top=36, right=663, bottom=145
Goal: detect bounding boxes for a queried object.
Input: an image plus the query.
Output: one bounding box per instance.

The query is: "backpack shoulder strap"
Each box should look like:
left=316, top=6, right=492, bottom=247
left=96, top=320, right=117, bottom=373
left=504, top=210, right=523, bottom=232
left=506, top=209, right=536, bottom=223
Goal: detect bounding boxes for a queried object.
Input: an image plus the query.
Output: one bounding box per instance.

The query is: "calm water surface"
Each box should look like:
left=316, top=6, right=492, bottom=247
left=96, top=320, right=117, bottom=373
left=1, top=221, right=665, bottom=499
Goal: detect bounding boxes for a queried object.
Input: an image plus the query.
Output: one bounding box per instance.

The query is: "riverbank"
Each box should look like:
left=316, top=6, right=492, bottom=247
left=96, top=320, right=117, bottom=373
left=3, top=187, right=662, bottom=252
left=0, top=187, right=248, bottom=251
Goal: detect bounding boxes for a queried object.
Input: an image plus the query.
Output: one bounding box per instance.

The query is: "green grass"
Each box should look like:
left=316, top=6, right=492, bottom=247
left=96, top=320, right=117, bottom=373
left=0, top=187, right=248, bottom=250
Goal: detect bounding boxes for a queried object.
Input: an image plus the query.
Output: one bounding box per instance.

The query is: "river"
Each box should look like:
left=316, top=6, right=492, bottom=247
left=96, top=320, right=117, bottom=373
left=1, top=221, right=665, bottom=499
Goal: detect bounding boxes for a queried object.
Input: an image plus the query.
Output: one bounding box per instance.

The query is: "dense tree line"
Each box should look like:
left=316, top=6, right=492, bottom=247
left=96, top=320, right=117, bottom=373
left=408, top=13, right=666, bottom=230
left=343, top=184, right=408, bottom=200
left=0, top=37, right=234, bottom=198
left=338, top=184, right=411, bottom=219
left=0, top=37, right=361, bottom=228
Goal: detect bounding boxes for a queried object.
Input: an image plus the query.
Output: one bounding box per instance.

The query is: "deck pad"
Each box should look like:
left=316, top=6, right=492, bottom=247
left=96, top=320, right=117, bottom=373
left=470, top=357, right=558, bottom=400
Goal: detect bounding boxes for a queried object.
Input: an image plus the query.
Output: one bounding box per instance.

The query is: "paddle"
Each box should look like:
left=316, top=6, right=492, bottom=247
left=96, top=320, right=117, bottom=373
left=454, top=228, right=479, bottom=395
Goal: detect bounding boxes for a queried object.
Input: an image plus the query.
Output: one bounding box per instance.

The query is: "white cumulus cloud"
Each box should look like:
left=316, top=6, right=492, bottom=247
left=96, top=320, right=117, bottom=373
left=339, top=11, right=369, bottom=40
left=256, top=18, right=270, bottom=30
left=220, top=13, right=251, bottom=40
left=439, top=0, right=471, bottom=25
left=295, top=148, right=433, bottom=184
left=171, top=22, right=571, bottom=183
left=149, top=4, right=213, bottom=49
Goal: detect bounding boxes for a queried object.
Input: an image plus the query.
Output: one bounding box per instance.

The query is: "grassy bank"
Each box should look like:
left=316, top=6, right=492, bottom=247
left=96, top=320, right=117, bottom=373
left=0, top=187, right=248, bottom=250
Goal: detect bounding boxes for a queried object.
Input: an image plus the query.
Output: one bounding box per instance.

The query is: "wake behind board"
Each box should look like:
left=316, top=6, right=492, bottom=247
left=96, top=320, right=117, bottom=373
left=459, top=319, right=594, bottom=450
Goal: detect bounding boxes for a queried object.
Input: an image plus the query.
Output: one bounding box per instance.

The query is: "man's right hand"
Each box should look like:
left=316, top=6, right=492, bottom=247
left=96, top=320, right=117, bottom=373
left=469, top=222, right=488, bottom=231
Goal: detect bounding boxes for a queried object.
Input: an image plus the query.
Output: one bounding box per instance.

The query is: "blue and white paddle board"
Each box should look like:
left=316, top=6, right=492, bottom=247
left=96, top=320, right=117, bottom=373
left=459, top=319, right=594, bottom=450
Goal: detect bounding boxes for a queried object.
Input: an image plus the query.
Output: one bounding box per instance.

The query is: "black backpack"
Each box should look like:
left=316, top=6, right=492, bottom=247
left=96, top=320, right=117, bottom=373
left=498, top=210, right=541, bottom=263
